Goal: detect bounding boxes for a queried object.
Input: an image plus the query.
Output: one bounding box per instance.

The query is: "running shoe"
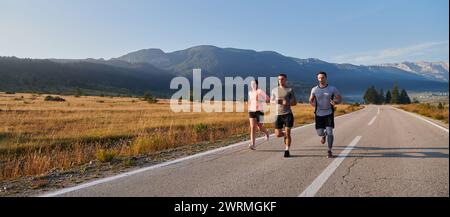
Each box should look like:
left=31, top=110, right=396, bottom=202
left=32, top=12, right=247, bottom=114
left=327, top=151, right=333, bottom=158
left=284, top=150, right=290, bottom=158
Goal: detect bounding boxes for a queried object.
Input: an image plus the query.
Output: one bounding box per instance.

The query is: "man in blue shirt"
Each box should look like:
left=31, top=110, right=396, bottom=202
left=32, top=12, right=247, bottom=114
left=309, top=71, right=342, bottom=158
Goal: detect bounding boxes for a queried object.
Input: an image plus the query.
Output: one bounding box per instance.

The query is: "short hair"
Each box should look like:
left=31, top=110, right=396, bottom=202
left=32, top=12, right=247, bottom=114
left=317, top=71, right=327, bottom=78
left=278, top=73, right=287, bottom=78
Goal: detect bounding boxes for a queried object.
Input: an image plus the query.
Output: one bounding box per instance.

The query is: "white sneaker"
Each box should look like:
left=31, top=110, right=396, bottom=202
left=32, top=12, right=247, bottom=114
left=249, top=144, right=256, bottom=150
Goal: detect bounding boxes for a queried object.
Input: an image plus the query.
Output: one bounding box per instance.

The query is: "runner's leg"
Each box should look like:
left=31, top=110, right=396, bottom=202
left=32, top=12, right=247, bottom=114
left=249, top=118, right=257, bottom=147
left=257, top=123, right=270, bottom=140
left=285, top=127, right=291, bottom=150
left=316, top=128, right=326, bottom=137
left=325, top=127, right=334, bottom=151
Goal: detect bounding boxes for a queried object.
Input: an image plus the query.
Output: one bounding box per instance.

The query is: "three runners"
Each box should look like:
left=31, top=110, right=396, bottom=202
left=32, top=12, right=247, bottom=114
left=248, top=71, right=341, bottom=158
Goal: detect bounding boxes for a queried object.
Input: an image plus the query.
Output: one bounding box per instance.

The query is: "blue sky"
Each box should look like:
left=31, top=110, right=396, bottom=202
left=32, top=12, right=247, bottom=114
left=1, top=0, right=448, bottom=65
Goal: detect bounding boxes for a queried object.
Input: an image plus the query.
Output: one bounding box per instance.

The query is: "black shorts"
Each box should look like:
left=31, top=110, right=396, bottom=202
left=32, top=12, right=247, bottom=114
left=249, top=111, right=264, bottom=123
left=275, top=113, right=294, bottom=129
left=315, top=113, right=334, bottom=129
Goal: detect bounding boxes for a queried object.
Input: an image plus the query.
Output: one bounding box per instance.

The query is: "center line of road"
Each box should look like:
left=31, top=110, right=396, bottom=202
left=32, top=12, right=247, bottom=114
left=299, top=136, right=362, bottom=197
left=368, top=115, right=377, bottom=126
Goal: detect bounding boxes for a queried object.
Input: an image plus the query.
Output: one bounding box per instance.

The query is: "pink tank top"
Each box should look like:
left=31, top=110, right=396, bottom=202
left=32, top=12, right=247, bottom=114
left=248, top=89, right=269, bottom=112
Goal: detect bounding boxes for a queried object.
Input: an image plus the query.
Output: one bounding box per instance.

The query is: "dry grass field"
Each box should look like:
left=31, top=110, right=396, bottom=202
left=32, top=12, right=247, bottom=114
left=0, top=92, right=363, bottom=180
left=397, top=103, right=449, bottom=124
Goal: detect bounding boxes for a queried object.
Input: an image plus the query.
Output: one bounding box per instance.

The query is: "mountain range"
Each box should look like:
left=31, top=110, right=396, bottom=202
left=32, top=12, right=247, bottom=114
left=378, top=61, right=449, bottom=82
left=1, top=45, right=448, bottom=100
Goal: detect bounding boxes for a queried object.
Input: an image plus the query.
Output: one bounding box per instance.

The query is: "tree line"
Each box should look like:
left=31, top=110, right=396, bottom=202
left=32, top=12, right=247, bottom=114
left=363, top=84, right=412, bottom=104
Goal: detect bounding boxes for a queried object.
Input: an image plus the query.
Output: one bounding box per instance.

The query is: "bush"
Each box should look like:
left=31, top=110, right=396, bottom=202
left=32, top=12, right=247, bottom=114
left=74, top=87, right=83, bottom=97
left=44, top=95, right=66, bottom=102
left=131, top=135, right=165, bottom=154
left=143, top=91, right=158, bottom=104
left=95, top=149, right=117, bottom=162
left=434, top=114, right=444, bottom=120
left=5, top=91, right=15, bottom=94
left=195, top=123, right=208, bottom=133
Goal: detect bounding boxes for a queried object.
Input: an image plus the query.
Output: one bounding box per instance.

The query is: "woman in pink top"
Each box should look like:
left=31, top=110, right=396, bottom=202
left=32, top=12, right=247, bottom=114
left=248, top=80, right=270, bottom=150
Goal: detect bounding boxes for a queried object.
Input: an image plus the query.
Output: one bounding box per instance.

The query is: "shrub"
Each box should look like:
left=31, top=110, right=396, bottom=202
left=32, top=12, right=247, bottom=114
left=44, top=95, right=66, bottom=102
left=195, top=123, right=208, bottom=133
left=131, top=135, right=165, bottom=154
left=434, top=114, right=444, bottom=120
left=95, top=149, right=117, bottom=162
left=74, top=87, right=83, bottom=97
left=143, top=91, right=158, bottom=104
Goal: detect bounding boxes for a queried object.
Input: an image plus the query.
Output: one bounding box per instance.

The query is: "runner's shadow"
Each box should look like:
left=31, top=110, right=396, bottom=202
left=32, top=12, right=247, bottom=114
left=254, top=144, right=449, bottom=159
left=342, top=152, right=449, bottom=159
left=334, top=146, right=449, bottom=151
left=255, top=147, right=345, bottom=152
left=256, top=149, right=297, bottom=152
left=332, top=146, right=449, bottom=159
left=288, top=154, right=329, bottom=158
left=255, top=149, right=334, bottom=158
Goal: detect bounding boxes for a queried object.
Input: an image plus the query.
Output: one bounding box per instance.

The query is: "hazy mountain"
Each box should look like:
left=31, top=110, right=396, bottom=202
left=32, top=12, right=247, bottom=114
left=378, top=61, right=449, bottom=82
left=116, top=45, right=449, bottom=94
left=1, top=45, right=448, bottom=99
left=116, top=45, right=302, bottom=78
left=0, top=57, right=174, bottom=96
left=114, top=48, right=171, bottom=68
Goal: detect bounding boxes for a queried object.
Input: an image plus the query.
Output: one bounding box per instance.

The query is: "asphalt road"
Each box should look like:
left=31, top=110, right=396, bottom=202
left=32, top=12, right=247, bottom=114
left=39, top=105, right=449, bottom=197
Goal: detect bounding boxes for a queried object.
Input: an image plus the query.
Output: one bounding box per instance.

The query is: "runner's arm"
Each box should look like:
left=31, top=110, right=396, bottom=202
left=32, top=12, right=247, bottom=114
left=333, top=94, right=342, bottom=104
left=270, top=90, right=277, bottom=103
left=332, top=87, right=342, bottom=105
left=261, top=90, right=270, bottom=103
left=289, top=91, right=297, bottom=106
left=309, top=94, right=315, bottom=107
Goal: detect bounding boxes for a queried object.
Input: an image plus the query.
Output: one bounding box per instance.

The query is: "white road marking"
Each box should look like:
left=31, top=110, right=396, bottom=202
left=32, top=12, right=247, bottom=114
left=38, top=121, right=318, bottom=197
left=39, top=107, right=369, bottom=197
left=394, top=107, right=449, bottom=133
left=377, top=107, right=380, bottom=115
left=368, top=116, right=377, bottom=126
left=299, top=136, right=362, bottom=197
